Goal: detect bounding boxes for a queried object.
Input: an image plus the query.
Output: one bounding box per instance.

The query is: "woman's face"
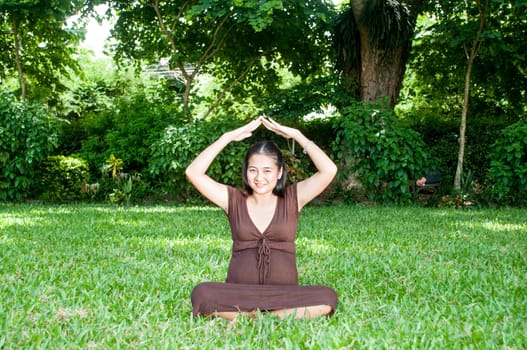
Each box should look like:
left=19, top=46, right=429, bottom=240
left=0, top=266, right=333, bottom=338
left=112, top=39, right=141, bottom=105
left=246, top=153, right=283, bottom=195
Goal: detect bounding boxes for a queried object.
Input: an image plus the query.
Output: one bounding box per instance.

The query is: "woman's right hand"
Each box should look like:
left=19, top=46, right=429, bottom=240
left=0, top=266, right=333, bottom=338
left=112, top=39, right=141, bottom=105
left=225, top=117, right=263, bottom=142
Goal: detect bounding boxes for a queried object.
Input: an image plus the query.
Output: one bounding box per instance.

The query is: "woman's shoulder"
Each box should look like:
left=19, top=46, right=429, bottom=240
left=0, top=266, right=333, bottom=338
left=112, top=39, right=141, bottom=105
left=284, top=183, right=298, bottom=196
left=227, top=185, right=249, bottom=208
left=227, top=185, right=247, bottom=197
left=283, top=183, right=299, bottom=211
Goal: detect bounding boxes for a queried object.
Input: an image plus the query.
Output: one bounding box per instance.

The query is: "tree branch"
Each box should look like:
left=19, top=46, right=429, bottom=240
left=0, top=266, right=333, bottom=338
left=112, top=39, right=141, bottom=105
left=203, top=51, right=267, bottom=119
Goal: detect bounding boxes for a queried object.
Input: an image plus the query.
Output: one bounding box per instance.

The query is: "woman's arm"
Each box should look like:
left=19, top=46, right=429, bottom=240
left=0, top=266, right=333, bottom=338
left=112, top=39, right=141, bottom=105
left=185, top=118, right=262, bottom=211
left=262, top=118, right=337, bottom=210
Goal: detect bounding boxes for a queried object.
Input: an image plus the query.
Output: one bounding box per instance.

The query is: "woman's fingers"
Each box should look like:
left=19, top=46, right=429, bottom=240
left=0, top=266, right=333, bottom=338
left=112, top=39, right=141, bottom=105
left=231, top=117, right=263, bottom=141
left=262, top=117, right=296, bottom=139
left=262, top=117, right=279, bottom=132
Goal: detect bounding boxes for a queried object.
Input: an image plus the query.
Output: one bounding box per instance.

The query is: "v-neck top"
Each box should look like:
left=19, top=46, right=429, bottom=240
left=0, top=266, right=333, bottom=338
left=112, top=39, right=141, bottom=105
left=226, top=184, right=299, bottom=284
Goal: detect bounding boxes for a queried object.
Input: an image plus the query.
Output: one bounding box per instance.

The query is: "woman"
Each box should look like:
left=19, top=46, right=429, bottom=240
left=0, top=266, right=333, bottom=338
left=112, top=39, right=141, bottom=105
left=186, top=116, right=338, bottom=321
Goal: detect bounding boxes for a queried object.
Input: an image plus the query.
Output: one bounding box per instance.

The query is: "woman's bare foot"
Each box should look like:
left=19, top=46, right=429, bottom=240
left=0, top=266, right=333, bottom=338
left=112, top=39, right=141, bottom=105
left=270, top=305, right=332, bottom=320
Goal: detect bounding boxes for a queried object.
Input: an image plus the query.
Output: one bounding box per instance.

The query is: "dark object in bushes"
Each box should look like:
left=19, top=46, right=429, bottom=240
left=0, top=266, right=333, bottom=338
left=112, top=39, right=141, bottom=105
left=40, top=155, right=89, bottom=202
left=413, top=171, right=441, bottom=195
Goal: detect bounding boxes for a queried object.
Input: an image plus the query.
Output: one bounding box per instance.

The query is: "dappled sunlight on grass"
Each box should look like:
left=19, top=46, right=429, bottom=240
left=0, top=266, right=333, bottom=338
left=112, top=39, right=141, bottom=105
left=296, top=237, right=335, bottom=255
left=479, top=220, right=526, bottom=232
left=1, top=203, right=526, bottom=348
left=0, top=213, right=48, bottom=229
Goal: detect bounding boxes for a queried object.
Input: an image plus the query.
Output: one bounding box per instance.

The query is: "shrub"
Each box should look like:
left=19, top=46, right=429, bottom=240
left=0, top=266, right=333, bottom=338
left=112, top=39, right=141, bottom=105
left=149, top=118, right=250, bottom=199
left=403, top=113, right=458, bottom=193
left=487, top=121, right=527, bottom=205
left=0, top=91, right=58, bottom=201
left=333, top=100, right=429, bottom=204
left=39, top=156, right=89, bottom=202
left=77, top=93, right=173, bottom=178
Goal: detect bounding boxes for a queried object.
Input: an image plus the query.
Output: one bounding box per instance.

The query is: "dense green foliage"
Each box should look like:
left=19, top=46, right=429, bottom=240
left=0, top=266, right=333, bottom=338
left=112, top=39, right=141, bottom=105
left=413, top=0, right=527, bottom=116
left=334, top=100, right=429, bottom=204
left=0, top=1, right=525, bottom=205
left=0, top=0, right=94, bottom=100
left=401, top=112, right=514, bottom=194
left=149, top=119, right=251, bottom=199
left=109, top=0, right=336, bottom=115
left=1, top=204, right=526, bottom=347
left=78, top=91, right=174, bottom=175
left=0, top=91, right=57, bottom=201
left=487, top=121, right=527, bottom=205
left=38, top=155, right=89, bottom=202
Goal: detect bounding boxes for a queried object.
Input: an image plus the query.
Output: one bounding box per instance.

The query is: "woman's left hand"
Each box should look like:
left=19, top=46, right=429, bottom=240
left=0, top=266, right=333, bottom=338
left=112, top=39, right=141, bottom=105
left=262, top=117, right=300, bottom=139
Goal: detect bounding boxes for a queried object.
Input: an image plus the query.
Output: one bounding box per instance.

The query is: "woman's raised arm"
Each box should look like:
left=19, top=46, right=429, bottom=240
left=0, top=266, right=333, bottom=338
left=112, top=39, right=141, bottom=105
left=262, top=117, right=337, bottom=210
left=185, top=118, right=262, bottom=211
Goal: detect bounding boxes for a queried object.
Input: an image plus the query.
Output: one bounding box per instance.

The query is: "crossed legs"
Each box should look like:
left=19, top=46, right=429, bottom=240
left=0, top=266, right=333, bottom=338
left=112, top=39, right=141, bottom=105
left=211, top=304, right=332, bottom=322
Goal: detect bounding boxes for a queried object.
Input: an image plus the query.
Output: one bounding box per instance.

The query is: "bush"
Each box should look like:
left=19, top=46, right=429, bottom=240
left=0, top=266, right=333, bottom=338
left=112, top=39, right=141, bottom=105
left=333, top=100, right=429, bottom=204
left=0, top=91, right=58, bottom=201
left=404, top=112, right=513, bottom=195
left=149, top=118, right=250, bottom=199
left=39, top=156, right=89, bottom=202
left=403, top=113, right=458, bottom=193
left=77, top=93, right=173, bottom=178
left=487, top=121, right=527, bottom=205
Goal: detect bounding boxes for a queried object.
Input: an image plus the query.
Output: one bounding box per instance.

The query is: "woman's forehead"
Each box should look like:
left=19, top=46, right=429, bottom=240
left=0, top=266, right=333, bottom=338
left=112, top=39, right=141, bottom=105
left=248, top=154, right=277, bottom=167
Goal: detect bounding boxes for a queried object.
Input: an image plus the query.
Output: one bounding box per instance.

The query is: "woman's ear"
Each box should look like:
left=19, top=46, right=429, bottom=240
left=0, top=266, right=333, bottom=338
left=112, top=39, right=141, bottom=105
left=278, top=166, right=284, bottom=180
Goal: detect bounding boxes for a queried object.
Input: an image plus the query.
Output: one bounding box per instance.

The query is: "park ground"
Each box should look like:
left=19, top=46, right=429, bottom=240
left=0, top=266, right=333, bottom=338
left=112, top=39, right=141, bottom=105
left=1, top=203, right=526, bottom=348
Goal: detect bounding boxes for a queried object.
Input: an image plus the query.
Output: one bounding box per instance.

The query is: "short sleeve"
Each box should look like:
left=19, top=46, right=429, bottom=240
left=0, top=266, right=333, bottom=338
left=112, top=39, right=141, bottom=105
left=284, top=183, right=300, bottom=215
left=226, top=186, right=243, bottom=217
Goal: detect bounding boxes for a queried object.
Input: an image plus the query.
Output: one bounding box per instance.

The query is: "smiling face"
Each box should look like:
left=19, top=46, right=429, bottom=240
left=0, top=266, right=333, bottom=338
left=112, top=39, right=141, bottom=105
left=242, top=141, right=288, bottom=196
left=246, top=154, right=283, bottom=195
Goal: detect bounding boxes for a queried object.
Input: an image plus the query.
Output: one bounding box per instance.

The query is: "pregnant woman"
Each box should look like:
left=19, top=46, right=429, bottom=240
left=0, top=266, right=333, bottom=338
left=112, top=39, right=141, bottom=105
left=186, top=116, right=338, bottom=322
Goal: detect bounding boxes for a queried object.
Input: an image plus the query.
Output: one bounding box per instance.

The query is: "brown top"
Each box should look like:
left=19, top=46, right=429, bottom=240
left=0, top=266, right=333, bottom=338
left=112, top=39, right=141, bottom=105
left=226, top=184, right=299, bottom=285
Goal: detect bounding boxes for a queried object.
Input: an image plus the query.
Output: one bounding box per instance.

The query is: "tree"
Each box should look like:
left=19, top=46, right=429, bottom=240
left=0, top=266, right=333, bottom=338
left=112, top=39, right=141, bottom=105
left=453, top=0, right=490, bottom=191
left=333, top=0, right=423, bottom=107
left=106, top=0, right=336, bottom=117
left=408, top=0, right=527, bottom=191
left=0, top=0, right=93, bottom=101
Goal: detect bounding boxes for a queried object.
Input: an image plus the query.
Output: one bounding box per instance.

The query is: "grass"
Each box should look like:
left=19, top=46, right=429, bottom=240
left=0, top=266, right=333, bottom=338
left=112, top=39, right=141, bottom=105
left=0, top=203, right=526, bottom=349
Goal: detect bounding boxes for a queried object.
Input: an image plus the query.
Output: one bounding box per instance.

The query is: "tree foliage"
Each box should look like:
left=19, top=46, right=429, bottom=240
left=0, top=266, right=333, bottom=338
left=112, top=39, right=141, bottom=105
left=107, top=0, right=336, bottom=116
left=406, top=0, right=527, bottom=190
left=409, top=0, right=527, bottom=118
left=0, top=0, right=97, bottom=101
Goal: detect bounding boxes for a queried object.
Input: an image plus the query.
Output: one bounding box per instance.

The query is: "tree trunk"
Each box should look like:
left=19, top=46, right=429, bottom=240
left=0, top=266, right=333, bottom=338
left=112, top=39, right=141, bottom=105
left=453, top=0, right=488, bottom=191
left=454, top=56, right=474, bottom=191
left=345, top=0, right=420, bottom=107
left=358, top=29, right=409, bottom=106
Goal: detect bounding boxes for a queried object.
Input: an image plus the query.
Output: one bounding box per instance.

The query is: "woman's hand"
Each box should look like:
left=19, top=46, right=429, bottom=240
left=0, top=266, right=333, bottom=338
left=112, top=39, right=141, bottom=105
left=261, top=117, right=301, bottom=140
left=226, top=117, right=263, bottom=142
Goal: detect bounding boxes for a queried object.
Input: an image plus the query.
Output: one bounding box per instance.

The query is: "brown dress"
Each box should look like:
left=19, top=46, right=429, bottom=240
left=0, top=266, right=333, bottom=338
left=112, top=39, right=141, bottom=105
left=191, top=183, right=337, bottom=316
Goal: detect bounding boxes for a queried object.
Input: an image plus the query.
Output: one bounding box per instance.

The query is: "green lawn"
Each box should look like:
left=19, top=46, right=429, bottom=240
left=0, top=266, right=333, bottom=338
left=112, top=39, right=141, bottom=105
left=1, top=203, right=526, bottom=349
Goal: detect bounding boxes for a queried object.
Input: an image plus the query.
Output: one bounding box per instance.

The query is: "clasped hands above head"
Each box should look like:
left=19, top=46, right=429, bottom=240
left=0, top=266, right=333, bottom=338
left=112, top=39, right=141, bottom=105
left=228, top=116, right=298, bottom=142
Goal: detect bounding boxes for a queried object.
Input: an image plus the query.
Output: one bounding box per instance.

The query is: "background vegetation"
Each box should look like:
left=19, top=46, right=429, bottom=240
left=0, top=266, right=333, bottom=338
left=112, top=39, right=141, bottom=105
left=1, top=0, right=526, bottom=206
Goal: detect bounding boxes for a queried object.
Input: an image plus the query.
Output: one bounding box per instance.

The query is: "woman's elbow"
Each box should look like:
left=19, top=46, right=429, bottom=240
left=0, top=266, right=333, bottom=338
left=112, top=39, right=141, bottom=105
left=185, top=165, right=196, bottom=180
left=328, top=162, right=338, bottom=179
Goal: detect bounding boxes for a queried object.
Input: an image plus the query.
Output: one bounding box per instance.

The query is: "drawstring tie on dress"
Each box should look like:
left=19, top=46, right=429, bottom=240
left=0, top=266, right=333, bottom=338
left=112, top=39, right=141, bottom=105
left=257, top=238, right=271, bottom=284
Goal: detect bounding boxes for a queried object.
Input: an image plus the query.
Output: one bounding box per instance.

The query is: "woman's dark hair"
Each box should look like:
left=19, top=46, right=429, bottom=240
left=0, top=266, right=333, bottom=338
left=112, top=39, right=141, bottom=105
left=242, top=141, right=288, bottom=197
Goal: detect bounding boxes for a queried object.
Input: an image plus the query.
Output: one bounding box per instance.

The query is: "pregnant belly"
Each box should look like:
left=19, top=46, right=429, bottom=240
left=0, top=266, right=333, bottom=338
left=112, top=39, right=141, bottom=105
left=226, top=249, right=298, bottom=285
